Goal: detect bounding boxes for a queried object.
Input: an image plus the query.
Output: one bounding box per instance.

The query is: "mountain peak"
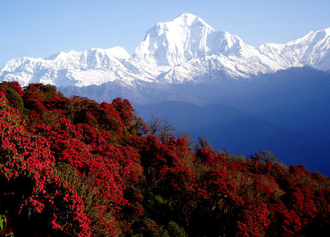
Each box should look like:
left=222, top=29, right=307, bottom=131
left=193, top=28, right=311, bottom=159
left=176, top=12, right=197, bottom=19
left=258, top=26, right=330, bottom=70
left=1, top=14, right=330, bottom=88
left=320, top=27, right=330, bottom=35
left=169, top=12, right=214, bottom=30
left=133, top=13, right=218, bottom=67
left=104, top=46, right=130, bottom=60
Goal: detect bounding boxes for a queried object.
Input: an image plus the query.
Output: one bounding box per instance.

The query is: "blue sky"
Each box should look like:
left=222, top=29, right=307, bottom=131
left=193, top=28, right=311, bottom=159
left=1, top=0, right=330, bottom=67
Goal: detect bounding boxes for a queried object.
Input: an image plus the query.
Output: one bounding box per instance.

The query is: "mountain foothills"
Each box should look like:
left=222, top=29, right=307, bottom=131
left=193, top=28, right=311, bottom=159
left=134, top=66, right=330, bottom=176
left=0, top=14, right=330, bottom=236
left=1, top=13, right=330, bottom=86
left=0, top=82, right=330, bottom=236
left=0, top=13, right=330, bottom=174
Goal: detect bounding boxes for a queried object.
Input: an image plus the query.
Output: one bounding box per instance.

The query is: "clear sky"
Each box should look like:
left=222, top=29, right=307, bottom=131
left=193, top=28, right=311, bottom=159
left=1, top=0, right=330, bottom=67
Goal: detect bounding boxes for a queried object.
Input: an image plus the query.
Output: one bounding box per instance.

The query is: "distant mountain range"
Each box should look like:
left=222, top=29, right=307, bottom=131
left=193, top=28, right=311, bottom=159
left=1, top=13, right=330, bottom=176
left=57, top=65, right=330, bottom=176
left=1, top=12, right=330, bottom=87
left=133, top=66, right=330, bottom=176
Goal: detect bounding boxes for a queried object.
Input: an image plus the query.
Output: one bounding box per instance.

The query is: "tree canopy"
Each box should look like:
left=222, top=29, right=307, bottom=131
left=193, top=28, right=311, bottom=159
left=0, top=82, right=329, bottom=236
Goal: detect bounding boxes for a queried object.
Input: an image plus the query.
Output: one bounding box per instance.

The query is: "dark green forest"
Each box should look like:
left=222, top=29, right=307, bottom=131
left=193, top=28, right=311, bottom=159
left=0, top=81, right=329, bottom=236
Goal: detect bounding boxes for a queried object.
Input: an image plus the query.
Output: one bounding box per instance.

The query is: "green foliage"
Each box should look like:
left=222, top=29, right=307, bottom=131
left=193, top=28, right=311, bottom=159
left=5, top=88, right=24, bottom=112
left=0, top=215, right=7, bottom=232
left=24, top=83, right=57, bottom=101
left=167, top=221, right=188, bottom=237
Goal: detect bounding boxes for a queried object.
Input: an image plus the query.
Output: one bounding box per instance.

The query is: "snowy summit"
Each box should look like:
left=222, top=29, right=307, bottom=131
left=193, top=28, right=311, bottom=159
left=1, top=13, right=330, bottom=87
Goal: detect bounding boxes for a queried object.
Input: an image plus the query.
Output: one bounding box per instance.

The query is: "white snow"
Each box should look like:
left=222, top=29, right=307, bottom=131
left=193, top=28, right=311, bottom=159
left=258, top=28, right=330, bottom=70
left=1, top=13, right=330, bottom=87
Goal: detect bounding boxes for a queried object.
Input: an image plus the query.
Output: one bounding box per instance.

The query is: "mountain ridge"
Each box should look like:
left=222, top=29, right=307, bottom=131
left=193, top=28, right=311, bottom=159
left=0, top=13, right=330, bottom=87
left=1, top=13, right=330, bottom=87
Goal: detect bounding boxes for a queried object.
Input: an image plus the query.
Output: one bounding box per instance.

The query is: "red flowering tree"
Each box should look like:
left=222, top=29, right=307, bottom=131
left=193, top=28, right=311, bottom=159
left=235, top=199, right=271, bottom=237
left=0, top=92, right=91, bottom=236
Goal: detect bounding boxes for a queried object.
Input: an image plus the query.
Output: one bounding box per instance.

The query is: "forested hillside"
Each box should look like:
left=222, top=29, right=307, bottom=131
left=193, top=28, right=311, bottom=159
left=0, top=81, right=329, bottom=236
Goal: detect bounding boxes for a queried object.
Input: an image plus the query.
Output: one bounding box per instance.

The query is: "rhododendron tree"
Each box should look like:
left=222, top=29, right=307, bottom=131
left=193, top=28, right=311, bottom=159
left=236, top=199, right=270, bottom=237
left=0, top=92, right=91, bottom=236
left=0, top=82, right=329, bottom=236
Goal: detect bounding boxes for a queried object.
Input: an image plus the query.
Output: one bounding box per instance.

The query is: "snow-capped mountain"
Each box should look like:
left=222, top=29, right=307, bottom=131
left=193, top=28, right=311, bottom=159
left=258, top=28, right=330, bottom=70
left=1, top=13, right=330, bottom=87
left=133, top=13, right=218, bottom=67
left=133, top=13, right=283, bottom=83
left=0, top=46, right=153, bottom=87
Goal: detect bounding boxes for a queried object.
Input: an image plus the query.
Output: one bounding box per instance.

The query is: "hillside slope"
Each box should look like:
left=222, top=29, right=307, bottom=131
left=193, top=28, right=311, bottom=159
left=0, top=81, right=329, bottom=236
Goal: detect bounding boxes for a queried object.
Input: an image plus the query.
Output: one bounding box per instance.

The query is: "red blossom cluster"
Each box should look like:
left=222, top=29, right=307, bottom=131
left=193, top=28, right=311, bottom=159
left=0, top=81, right=329, bottom=236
